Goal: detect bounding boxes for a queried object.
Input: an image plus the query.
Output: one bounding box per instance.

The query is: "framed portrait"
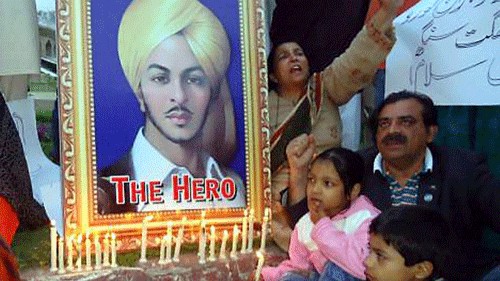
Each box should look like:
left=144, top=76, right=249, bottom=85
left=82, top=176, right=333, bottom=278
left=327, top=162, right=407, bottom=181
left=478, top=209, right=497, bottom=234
left=57, top=0, right=270, bottom=250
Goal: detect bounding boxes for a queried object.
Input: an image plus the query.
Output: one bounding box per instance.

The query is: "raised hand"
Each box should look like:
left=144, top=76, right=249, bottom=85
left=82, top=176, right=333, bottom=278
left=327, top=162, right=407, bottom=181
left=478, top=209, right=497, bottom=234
left=309, top=199, right=328, bottom=224
left=286, top=134, right=316, bottom=172
left=285, top=134, right=316, bottom=206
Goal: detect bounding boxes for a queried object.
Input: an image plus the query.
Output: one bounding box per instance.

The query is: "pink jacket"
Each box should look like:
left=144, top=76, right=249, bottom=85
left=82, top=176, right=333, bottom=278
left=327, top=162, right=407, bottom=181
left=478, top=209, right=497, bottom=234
left=262, top=196, right=380, bottom=280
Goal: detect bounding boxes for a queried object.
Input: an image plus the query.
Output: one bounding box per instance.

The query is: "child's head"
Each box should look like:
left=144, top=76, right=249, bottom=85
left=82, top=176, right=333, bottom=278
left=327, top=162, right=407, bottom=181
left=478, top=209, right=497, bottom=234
left=364, top=206, right=452, bottom=281
left=306, top=147, right=364, bottom=218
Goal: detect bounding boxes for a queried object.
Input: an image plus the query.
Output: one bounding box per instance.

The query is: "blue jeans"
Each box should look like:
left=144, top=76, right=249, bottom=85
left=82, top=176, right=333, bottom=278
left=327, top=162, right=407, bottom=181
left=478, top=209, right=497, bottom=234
left=279, top=261, right=363, bottom=281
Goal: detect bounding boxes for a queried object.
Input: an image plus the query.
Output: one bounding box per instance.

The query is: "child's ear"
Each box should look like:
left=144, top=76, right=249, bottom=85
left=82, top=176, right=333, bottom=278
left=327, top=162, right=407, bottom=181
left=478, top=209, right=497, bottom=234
left=412, top=261, right=433, bottom=280
left=348, top=183, right=361, bottom=200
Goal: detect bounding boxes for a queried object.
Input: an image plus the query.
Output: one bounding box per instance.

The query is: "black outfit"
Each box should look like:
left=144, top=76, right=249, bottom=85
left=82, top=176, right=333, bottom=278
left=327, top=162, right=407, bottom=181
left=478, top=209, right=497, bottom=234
left=270, top=0, right=370, bottom=72
left=0, top=93, right=48, bottom=229
left=285, top=144, right=499, bottom=279
left=360, top=145, right=500, bottom=280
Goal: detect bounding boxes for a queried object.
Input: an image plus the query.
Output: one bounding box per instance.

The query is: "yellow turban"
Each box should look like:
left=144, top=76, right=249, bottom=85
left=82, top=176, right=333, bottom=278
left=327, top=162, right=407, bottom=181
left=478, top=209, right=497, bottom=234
left=118, top=0, right=231, bottom=96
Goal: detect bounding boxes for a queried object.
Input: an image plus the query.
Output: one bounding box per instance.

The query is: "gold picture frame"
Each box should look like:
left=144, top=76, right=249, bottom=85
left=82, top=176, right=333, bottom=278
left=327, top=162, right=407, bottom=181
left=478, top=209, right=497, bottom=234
left=57, top=0, right=270, bottom=250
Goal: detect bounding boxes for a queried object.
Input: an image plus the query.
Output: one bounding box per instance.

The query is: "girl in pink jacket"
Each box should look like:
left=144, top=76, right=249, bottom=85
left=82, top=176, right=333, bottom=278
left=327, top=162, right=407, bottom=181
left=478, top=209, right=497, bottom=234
left=262, top=147, right=380, bottom=281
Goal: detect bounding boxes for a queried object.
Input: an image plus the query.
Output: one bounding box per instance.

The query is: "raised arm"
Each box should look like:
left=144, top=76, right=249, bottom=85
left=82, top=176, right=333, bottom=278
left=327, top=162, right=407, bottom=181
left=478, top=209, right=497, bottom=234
left=286, top=134, right=316, bottom=206
left=322, top=0, right=403, bottom=105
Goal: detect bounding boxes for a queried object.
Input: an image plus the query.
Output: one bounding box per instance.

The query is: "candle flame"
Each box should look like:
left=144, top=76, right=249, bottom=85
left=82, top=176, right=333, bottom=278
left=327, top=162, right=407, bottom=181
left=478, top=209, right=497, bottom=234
left=256, top=250, right=264, bottom=259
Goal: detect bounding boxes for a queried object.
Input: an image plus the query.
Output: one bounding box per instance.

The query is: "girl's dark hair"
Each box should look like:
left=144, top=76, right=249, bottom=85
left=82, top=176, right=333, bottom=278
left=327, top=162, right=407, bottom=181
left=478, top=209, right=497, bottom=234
left=267, top=45, right=279, bottom=91
left=311, top=147, right=364, bottom=196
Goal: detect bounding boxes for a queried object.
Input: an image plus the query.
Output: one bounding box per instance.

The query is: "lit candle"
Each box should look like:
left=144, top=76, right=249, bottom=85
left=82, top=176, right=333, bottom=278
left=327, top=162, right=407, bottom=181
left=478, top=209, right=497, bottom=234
left=94, top=233, right=102, bottom=270
left=230, top=224, right=239, bottom=259
left=165, top=233, right=172, bottom=263
left=219, top=230, right=229, bottom=259
left=247, top=208, right=255, bottom=252
left=208, top=225, right=216, bottom=261
left=111, top=233, right=117, bottom=267
left=167, top=221, right=173, bottom=239
left=259, top=208, right=270, bottom=252
left=241, top=209, right=248, bottom=253
left=198, top=220, right=207, bottom=264
left=139, top=215, right=153, bottom=263
left=66, top=235, right=74, bottom=271
left=76, top=234, right=82, bottom=271
left=50, top=220, right=58, bottom=272
left=158, top=235, right=166, bottom=265
left=255, top=251, right=265, bottom=281
left=85, top=230, right=92, bottom=271
left=103, top=232, right=110, bottom=267
left=198, top=213, right=206, bottom=258
left=173, top=216, right=187, bottom=262
left=58, top=237, right=66, bottom=274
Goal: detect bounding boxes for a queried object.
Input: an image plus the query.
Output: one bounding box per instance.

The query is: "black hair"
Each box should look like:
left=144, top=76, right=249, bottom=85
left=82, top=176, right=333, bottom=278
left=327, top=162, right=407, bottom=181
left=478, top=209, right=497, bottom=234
left=311, top=147, right=364, bottom=196
left=266, top=41, right=311, bottom=92
left=369, top=91, right=438, bottom=136
left=369, top=206, right=452, bottom=279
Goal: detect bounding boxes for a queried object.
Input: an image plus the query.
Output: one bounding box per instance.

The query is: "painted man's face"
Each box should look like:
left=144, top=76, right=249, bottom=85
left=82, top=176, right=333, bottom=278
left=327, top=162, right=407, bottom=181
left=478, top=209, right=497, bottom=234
left=138, top=34, right=211, bottom=145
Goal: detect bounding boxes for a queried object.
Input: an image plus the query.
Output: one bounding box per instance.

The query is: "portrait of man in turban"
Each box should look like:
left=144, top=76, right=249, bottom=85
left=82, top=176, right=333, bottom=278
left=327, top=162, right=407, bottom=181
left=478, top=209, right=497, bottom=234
left=93, top=0, right=246, bottom=214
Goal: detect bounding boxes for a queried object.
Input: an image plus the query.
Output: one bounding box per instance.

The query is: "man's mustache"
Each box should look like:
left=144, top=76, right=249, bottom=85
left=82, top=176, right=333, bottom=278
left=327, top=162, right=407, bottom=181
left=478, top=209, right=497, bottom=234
left=164, top=105, right=193, bottom=116
left=382, top=133, right=407, bottom=144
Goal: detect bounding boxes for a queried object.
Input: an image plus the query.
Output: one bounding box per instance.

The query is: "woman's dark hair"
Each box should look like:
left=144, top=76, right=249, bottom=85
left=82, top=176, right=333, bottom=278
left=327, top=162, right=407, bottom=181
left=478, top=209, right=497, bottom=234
left=266, top=41, right=310, bottom=92
left=369, top=91, right=438, bottom=136
left=369, top=206, right=459, bottom=280
left=311, top=147, right=364, bottom=196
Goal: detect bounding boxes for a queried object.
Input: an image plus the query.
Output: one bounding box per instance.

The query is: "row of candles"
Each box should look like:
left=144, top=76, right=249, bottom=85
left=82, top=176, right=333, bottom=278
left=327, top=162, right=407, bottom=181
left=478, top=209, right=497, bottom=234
left=50, top=208, right=270, bottom=276
left=49, top=221, right=118, bottom=273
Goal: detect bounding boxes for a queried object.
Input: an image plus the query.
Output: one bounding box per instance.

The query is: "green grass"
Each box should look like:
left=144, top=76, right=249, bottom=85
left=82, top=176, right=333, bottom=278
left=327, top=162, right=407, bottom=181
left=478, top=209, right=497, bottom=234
left=35, top=110, right=56, bottom=159
left=12, top=227, right=51, bottom=269
left=36, top=110, right=53, bottom=124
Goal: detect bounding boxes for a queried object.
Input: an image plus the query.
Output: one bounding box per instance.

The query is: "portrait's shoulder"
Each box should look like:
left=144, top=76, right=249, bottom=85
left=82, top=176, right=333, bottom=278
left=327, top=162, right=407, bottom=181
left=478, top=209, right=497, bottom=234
left=215, top=162, right=243, bottom=189
left=220, top=165, right=242, bottom=181
left=98, top=152, right=133, bottom=178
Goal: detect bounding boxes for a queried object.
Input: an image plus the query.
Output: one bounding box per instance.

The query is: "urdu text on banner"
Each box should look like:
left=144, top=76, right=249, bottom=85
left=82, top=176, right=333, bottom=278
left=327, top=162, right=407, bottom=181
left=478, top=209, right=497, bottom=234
left=386, top=0, right=500, bottom=105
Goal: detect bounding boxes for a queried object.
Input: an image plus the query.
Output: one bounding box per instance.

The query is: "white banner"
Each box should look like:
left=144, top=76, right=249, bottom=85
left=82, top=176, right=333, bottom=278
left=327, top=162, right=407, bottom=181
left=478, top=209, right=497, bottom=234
left=386, top=0, right=500, bottom=105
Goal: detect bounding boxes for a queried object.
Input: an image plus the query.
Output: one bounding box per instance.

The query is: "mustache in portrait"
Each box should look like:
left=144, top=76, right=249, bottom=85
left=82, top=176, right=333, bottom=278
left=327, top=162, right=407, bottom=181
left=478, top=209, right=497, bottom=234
left=164, top=105, right=193, bottom=116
